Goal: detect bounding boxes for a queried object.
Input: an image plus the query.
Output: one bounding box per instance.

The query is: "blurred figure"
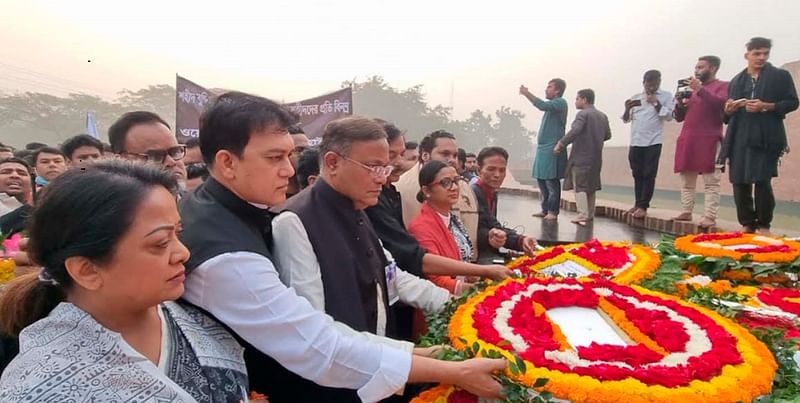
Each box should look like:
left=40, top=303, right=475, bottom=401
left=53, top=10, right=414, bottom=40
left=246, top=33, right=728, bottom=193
left=32, top=147, right=67, bottom=189
left=0, top=144, right=14, bottom=160
left=400, top=141, right=419, bottom=172
left=184, top=161, right=208, bottom=192
left=60, top=134, right=104, bottom=165
left=463, top=152, right=478, bottom=183
left=183, top=137, right=203, bottom=165
left=720, top=37, right=799, bottom=234
left=296, top=148, right=320, bottom=190
left=672, top=56, right=729, bottom=229
left=622, top=70, right=675, bottom=219
left=554, top=89, right=612, bottom=226
left=287, top=125, right=310, bottom=198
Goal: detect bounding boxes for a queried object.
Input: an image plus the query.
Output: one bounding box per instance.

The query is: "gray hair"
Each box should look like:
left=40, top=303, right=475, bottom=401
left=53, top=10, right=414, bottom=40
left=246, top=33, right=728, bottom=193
left=319, top=116, right=387, bottom=158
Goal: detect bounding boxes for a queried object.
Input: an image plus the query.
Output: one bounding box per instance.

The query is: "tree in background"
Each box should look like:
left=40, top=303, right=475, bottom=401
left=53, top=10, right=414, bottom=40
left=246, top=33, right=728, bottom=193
left=344, top=76, right=535, bottom=165
left=0, top=85, right=175, bottom=147
left=0, top=78, right=534, bottom=167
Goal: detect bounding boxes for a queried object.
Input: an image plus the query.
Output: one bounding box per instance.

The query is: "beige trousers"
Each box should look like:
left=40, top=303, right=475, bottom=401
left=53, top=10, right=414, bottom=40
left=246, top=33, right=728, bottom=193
left=572, top=170, right=596, bottom=220
left=679, top=169, right=722, bottom=219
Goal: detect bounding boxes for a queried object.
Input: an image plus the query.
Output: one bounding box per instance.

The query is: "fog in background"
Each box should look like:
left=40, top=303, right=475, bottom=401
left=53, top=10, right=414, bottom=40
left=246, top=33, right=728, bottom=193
left=1, top=0, right=799, bottom=147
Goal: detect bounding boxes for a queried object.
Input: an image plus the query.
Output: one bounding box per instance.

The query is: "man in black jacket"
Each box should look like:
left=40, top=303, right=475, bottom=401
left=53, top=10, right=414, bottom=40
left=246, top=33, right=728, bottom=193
left=720, top=37, right=799, bottom=234
left=471, top=147, right=537, bottom=259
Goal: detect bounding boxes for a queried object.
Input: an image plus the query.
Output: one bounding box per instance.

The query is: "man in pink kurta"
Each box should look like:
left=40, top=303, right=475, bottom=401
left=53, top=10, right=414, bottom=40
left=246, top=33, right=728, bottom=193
left=673, top=56, right=729, bottom=228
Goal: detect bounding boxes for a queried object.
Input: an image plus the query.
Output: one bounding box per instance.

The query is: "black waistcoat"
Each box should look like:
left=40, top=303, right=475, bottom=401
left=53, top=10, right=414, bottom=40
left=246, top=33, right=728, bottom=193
left=178, top=177, right=360, bottom=403
left=277, top=178, right=392, bottom=334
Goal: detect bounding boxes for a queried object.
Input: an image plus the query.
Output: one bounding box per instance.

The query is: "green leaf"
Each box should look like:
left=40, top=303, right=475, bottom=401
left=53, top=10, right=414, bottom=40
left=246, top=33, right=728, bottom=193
left=533, top=377, right=549, bottom=388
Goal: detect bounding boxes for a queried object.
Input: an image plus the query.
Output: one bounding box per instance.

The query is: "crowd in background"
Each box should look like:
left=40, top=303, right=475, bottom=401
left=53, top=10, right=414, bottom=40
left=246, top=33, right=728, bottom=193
left=0, top=36, right=795, bottom=402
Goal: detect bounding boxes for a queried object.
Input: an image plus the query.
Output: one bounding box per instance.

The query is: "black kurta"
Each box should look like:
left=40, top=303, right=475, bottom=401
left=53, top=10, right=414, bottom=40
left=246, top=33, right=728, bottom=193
left=720, top=63, right=799, bottom=184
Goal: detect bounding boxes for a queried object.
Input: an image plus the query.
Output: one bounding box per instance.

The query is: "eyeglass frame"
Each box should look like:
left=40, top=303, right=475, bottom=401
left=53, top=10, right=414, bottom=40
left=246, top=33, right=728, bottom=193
left=337, top=153, right=395, bottom=178
left=122, top=145, right=187, bottom=164
left=430, top=176, right=462, bottom=190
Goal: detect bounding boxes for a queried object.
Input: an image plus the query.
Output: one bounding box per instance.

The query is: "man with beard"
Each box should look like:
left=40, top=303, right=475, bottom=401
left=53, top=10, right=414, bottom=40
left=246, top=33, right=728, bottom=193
left=720, top=37, right=798, bottom=234
left=554, top=89, right=612, bottom=226
left=672, top=56, right=729, bottom=229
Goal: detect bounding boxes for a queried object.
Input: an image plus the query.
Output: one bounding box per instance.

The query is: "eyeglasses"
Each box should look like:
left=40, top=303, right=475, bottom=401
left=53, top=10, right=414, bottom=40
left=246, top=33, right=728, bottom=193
left=123, top=145, right=186, bottom=164
left=339, top=154, right=394, bottom=178
left=431, top=176, right=462, bottom=189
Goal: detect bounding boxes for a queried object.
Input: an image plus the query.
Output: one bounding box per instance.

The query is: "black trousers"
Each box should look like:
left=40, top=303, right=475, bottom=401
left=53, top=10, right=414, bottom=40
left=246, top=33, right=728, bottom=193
left=628, top=144, right=662, bottom=209
left=732, top=181, right=775, bottom=229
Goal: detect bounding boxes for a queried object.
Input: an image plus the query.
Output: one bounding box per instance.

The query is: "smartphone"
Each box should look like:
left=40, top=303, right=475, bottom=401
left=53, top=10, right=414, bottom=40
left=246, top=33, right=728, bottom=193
left=629, top=99, right=642, bottom=107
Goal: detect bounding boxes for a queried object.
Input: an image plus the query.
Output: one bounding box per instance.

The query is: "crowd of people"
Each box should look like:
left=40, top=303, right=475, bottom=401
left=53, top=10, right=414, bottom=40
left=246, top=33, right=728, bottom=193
left=521, top=36, right=798, bottom=232
left=0, top=36, right=795, bottom=402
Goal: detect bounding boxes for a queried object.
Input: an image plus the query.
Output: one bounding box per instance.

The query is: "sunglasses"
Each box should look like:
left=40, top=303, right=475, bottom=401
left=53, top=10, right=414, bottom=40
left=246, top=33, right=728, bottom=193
left=431, top=176, right=461, bottom=189
left=123, top=145, right=186, bottom=164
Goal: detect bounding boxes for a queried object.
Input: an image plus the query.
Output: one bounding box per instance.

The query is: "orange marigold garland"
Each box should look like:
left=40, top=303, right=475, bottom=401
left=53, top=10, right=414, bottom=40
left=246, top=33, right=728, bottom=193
left=447, top=277, right=776, bottom=403
left=674, top=232, right=800, bottom=263
left=507, top=239, right=660, bottom=285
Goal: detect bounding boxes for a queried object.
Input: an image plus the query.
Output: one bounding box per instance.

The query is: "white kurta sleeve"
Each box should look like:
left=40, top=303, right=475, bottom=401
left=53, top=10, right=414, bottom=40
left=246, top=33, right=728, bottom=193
left=182, top=252, right=412, bottom=402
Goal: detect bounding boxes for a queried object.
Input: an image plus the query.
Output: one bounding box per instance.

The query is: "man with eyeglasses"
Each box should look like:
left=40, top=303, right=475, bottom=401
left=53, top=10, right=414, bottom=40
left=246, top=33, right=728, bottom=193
left=108, top=111, right=188, bottom=189
left=365, top=120, right=510, bottom=341
left=272, top=117, right=451, bottom=358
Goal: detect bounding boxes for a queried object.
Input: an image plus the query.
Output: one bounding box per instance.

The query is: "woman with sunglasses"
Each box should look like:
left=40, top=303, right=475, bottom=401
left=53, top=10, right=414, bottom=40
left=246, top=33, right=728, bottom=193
left=408, top=160, right=476, bottom=295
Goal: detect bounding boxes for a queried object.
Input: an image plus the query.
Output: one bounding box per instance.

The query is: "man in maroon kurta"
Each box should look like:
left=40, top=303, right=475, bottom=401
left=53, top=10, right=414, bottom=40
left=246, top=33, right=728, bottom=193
left=673, top=56, right=729, bottom=228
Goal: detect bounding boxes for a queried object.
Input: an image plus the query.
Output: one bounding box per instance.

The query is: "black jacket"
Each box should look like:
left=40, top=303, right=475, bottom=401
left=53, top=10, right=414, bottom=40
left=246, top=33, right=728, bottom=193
left=471, top=182, right=523, bottom=256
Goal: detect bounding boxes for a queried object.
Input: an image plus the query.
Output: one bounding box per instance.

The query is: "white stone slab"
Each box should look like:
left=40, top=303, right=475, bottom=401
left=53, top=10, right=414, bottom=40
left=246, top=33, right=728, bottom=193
left=546, top=307, right=629, bottom=348
left=539, top=260, right=594, bottom=278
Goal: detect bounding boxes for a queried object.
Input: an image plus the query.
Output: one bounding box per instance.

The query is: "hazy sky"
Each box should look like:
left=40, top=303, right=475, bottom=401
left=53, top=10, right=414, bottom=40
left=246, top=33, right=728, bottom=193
left=2, top=0, right=799, bottom=146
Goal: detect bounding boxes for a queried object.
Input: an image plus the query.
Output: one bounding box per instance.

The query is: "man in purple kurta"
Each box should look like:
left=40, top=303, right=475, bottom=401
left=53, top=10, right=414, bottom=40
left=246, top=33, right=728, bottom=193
left=672, top=56, right=729, bottom=228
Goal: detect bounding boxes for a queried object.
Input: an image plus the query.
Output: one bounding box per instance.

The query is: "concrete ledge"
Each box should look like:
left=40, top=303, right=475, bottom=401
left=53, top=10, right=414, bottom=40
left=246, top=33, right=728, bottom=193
left=497, top=186, right=786, bottom=236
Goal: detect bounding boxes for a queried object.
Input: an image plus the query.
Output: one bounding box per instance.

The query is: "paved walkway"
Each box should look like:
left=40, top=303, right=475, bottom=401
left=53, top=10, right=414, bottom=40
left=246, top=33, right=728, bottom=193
left=498, top=173, right=800, bottom=239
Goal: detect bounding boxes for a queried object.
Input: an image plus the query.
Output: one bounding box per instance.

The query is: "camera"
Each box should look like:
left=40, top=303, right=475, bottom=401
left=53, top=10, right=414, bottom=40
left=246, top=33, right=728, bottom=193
left=676, top=79, right=692, bottom=100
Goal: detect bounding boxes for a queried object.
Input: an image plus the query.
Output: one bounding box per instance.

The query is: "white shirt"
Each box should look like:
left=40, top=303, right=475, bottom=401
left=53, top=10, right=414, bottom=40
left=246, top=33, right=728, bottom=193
left=622, top=89, right=675, bottom=147
left=182, top=251, right=412, bottom=403
left=0, top=193, right=23, bottom=218
left=272, top=212, right=450, bottom=338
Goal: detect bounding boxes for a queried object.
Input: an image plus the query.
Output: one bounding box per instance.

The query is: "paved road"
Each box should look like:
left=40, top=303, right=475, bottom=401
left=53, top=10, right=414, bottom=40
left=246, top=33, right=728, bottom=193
left=496, top=193, right=662, bottom=246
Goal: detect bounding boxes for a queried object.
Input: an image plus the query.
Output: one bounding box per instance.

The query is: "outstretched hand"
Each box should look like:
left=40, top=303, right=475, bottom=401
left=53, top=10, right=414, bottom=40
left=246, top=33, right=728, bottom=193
left=485, top=264, right=512, bottom=281
left=452, top=358, right=506, bottom=399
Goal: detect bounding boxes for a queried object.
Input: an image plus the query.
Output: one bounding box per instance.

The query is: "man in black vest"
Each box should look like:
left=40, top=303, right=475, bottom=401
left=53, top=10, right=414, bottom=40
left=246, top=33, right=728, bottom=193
left=178, top=92, right=505, bottom=403
left=273, top=117, right=450, bottom=345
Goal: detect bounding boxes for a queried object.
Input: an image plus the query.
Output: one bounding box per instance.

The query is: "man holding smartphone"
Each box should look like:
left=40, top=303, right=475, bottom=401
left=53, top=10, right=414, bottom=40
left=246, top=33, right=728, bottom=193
left=622, top=70, right=675, bottom=219
left=719, top=37, right=798, bottom=234
left=672, top=56, right=729, bottom=229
